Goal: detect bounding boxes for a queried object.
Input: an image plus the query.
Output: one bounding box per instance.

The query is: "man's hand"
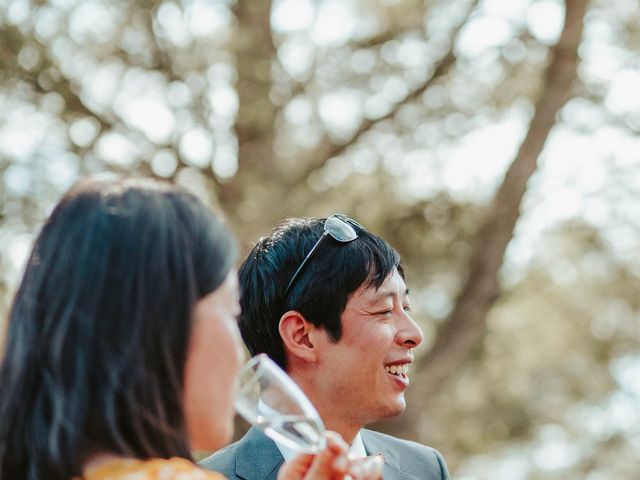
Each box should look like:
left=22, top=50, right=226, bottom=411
left=346, top=454, right=384, bottom=480
left=277, top=432, right=383, bottom=480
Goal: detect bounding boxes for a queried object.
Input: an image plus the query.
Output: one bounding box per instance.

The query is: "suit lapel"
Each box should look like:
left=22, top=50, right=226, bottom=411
left=361, top=430, right=406, bottom=480
left=235, top=426, right=284, bottom=480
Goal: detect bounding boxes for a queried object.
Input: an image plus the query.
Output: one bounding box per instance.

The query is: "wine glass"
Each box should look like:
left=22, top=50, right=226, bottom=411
left=235, top=353, right=326, bottom=454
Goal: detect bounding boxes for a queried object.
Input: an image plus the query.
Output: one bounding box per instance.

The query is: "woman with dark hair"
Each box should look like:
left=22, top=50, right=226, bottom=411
left=0, top=176, right=379, bottom=480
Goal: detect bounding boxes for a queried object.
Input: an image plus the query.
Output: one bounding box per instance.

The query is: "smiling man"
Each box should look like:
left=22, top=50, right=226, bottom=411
left=201, top=215, right=449, bottom=480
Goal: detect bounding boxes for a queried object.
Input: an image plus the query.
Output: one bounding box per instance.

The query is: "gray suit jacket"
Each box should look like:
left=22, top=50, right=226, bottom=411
left=199, top=427, right=449, bottom=480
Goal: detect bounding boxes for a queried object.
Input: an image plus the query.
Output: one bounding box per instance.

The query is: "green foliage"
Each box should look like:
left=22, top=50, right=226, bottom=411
left=1, top=0, right=639, bottom=478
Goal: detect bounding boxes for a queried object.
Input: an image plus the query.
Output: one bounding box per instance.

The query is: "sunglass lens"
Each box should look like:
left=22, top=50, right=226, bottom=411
left=324, top=216, right=358, bottom=242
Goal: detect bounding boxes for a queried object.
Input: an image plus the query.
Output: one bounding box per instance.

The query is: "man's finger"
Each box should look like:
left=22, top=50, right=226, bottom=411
left=277, top=454, right=314, bottom=480
left=347, top=455, right=384, bottom=480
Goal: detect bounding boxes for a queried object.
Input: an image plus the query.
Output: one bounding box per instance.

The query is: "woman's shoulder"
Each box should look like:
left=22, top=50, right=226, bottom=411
left=83, top=456, right=226, bottom=480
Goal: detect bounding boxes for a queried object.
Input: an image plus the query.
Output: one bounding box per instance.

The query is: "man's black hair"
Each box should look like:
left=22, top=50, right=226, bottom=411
left=238, top=216, right=402, bottom=370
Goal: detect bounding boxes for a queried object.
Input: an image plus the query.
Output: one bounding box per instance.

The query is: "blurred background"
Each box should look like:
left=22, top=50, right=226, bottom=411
left=1, top=0, right=639, bottom=478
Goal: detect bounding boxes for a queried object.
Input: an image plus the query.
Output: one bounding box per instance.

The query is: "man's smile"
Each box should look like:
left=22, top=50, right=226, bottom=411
left=383, top=361, right=411, bottom=388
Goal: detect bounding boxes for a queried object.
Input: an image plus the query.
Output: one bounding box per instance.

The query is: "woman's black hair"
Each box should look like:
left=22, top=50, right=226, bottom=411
left=0, top=176, right=237, bottom=480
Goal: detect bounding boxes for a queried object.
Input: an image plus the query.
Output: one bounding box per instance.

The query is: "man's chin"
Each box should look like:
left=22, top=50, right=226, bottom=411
left=390, top=403, right=406, bottom=417
left=379, top=399, right=407, bottom=420
left=363, top=402, right=407, bottom=428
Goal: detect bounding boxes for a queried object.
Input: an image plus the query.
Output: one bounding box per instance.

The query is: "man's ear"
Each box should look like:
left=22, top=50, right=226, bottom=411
left=278, top=311, right=318, bottom=363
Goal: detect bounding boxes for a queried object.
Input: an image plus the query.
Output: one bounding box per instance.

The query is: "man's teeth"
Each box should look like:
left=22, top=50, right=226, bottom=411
left=385, top=364, right=409, bottom=376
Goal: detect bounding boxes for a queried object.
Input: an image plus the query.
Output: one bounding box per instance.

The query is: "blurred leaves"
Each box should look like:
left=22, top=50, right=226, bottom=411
left=1, top=0, right=640, bottom=478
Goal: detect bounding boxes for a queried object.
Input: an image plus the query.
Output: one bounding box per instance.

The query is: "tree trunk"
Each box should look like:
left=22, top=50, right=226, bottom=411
left=378, top=0, right=589, bottom=441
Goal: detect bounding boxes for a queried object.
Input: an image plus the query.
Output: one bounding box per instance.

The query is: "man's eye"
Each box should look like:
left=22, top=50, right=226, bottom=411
left=403, top=305, right=412, bottom=312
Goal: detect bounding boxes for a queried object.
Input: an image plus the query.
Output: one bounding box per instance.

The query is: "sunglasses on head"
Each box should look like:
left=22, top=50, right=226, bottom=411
left=283, top=214, right=363, bottom=299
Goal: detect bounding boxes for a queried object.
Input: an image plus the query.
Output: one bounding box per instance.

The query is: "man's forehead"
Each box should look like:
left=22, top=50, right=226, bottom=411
left=352, top=271, right=409, bottom=303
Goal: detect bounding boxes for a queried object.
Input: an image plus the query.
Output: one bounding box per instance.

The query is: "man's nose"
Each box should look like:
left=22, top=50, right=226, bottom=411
left=395, top=310, right=424, bottom=348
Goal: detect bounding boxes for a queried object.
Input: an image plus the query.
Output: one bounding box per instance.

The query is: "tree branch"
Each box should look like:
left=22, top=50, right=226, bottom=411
left=293, top=0, right=480, bottom=184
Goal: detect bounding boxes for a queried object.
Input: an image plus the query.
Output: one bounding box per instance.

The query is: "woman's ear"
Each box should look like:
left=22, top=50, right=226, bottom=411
left=278, top=311, right=318, bottom=363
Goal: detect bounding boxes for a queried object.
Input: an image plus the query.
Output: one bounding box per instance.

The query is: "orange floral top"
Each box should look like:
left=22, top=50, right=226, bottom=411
left=81, top=457, right=225, bottom=480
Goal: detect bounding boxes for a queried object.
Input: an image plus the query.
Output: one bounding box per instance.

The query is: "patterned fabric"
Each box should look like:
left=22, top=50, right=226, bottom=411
left=82, top=457, right=226, bottom=480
